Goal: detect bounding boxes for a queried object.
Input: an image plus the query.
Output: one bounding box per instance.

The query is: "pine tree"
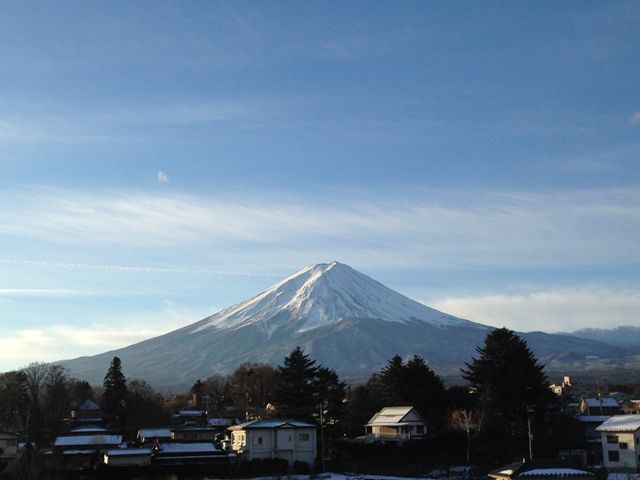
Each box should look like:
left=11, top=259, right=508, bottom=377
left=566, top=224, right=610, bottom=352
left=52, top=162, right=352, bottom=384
left=103, top=356, right=128, bottom=426
left=272, top=347, right=346, bottom=422
left=273, top=347, right=318, bottom=416
left=462, top=328, right=552, bottom=459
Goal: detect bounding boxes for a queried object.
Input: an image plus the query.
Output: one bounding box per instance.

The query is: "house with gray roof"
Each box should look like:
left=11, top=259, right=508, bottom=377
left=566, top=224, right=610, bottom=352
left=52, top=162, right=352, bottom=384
left=596, top=414, right=640, bottom=472
left=228, top=419, right=316, bottom=466
left=364, top=406, right=426, bottom=442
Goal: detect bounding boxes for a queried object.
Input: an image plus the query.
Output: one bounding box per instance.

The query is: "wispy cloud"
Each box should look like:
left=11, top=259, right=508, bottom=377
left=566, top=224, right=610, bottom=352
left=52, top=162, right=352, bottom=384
left=0, top=259, right=276, bottom=278
left=0, top=288, right=88, bottom=297
left=0, top=301, right=211, bottom=370
left=431, top=288, right=640, bottom=332
left=631, top=112, right=640, bottom=125
left=157, top=171, right=169, bottom=183
left=0, top=185, right=638, bottom=271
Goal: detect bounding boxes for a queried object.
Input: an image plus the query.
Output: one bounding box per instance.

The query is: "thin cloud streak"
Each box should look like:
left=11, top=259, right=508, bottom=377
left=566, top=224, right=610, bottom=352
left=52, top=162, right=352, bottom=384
left=0, top=259, right=277, bottom=278
left=1, top=185, right=638, bottom=270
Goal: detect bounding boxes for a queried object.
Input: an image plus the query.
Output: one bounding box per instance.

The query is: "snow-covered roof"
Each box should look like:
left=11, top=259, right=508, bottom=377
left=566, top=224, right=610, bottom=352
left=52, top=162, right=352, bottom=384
left=581, top=397, right=619, bottom=408
left=137, top=428, right=171, bottom=439
left=176, top=410, right=205, bottom=416
left=596, top=415, right=640, bottom=432
left=54, top=435, right=123, bottom=447
left=105, top=448, right=152, bottom=457
left=208, top=418, right=237, bottom=427
left=575, top=416, right=611, bottom=423
left=70, top=426, right=107, bottom=433
left=366, top=406, right=425, bottom=426
left=520, top=469, right=593, bottom=477
left=157, top=442, right=218, bottom=454
left=77, top=399, right=101, bottom=411
left=230, top=419, right=315, bottom=430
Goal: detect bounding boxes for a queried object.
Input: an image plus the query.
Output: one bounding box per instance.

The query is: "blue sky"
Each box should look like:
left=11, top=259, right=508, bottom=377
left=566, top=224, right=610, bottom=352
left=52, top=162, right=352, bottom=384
left=1, top=1, right=639, bottom=371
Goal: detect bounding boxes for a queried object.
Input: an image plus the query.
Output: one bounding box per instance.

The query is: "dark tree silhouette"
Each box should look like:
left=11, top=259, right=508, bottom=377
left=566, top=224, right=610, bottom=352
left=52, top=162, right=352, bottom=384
left=462, top=328, right=552, bottom=460
left=102, top=356, right=128, bottom=427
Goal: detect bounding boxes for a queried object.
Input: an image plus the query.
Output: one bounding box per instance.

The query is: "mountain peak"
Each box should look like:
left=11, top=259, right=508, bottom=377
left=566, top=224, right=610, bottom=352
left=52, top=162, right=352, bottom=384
left=191, top=261, right=476, bottom=336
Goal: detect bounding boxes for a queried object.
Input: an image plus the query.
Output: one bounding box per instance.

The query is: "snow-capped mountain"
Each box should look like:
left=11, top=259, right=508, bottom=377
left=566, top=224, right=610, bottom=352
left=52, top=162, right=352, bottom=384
left=192, top=261, right=475, bottom=336
left=59, top=262, right=631, bottom=388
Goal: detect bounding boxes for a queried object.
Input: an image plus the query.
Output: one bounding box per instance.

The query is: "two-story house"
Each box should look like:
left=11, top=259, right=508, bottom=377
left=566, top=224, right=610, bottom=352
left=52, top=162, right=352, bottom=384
left=364, top=406, right=426, bottom=442
left=228, top=419, right=316, bottom=466
left=596, top=414, right=640, bottom=472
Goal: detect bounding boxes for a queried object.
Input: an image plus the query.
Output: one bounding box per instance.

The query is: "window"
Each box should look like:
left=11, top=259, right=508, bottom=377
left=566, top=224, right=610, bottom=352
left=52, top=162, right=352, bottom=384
left=609, top=451, right=620, bottom=462
left=299, top=433, right=310, bottom=441
left=257, top=436, right=263, bottom=445
left=607, top=435, right=619, bottom=444
left=620, top=442, right=628, bottom=450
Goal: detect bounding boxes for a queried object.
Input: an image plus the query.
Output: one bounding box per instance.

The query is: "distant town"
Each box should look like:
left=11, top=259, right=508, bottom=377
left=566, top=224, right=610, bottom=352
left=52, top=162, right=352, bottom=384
left=2, top=328, right=640, bottom=479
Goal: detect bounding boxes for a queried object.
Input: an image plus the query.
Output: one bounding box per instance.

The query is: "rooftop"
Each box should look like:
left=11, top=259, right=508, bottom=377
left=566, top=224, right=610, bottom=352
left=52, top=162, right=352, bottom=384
left=596, top=415, right=640, bottom=432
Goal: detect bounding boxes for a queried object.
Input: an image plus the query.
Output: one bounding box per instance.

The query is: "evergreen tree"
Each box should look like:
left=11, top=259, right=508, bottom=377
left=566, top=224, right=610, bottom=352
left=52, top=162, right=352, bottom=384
left=273, top=347, right=346, bottom=421
left=102, top=356, right=128, bottom=427
left=462, top=328, right=552, bottom=459
left=273, top=347, right=318, bottom=416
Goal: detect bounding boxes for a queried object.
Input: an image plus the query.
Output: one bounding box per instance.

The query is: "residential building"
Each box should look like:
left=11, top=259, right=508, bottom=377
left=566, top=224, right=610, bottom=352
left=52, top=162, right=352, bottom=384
left=364, top=406, right=426, bottom=442
left=579, top=397, right=620, bottom=416
left=596, top=415, right=640, bottom=472
left=70, top=399, right=103, bottom=424
left=153, top=442, right=227, bottom=464
left=228, top=419, right=316, bottom=466
left=137, top=428, right=172, bottom=444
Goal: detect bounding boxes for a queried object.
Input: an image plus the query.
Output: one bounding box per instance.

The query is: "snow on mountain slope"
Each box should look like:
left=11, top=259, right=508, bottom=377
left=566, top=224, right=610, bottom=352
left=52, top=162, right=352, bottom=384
left=191, top=261, right=480, bottom=336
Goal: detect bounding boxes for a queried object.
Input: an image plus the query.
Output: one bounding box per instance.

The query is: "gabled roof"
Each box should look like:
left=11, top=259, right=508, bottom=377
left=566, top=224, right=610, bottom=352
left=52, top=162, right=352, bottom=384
left=105, top=448, right=152, bottom=457
left=575, top=415, right=611, bottom=423
left=54, top=435, right=123, bottom=447
left=137, top=428, right=171, bottom=439
left=596, top=415, right=640, bottom=432
left=77, top=399, right=101, bottom=411
left=581, top=397, right=619, bottom=408
left=229, top=419, right=315, bottom=430
left=157, top=442, right=218, bottom=454
left=366, top=406, right=425, bottom=427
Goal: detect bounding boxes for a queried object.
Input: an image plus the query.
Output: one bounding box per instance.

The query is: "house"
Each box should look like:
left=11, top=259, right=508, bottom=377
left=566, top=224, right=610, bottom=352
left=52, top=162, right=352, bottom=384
left=171, top=425, right=217, bottom=442
left=172, top=410, right=207, bottom=426
left=228, top=419, right=316, bottom=466
left=579, top=397, right=620, bottom=416
left=596, top=415, right=640, bottom=472
left=70, top=399, right=103, bottom=424
left=488, top=460, right=594, bottom=480
left=364, top=406, right=427, bottom=442
left=153, top=442, right=227, bottom=464
left=103, top=448, right=152, bottom=467
left=550, top=376, right=573, bottom=396
left=53, top=434, right=123, bottom=453
left=0, top=432, right=19, bottom=458
left=137, top=428, right=172, bottom=444
left=569, top=415, right=611, bottom=464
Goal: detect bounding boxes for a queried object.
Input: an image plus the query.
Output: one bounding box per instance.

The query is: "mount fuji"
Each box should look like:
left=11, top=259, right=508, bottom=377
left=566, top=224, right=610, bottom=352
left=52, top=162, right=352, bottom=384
left=60, top=262, right=629, bottom=388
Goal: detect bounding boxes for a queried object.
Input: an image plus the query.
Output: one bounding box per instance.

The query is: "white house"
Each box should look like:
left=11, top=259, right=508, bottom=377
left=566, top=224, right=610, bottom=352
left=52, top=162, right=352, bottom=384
left=365, top=406, right=426, bottom=442
left=228, top=419, right=316, bottom=466
left=596, top=415, right=640, bottom=472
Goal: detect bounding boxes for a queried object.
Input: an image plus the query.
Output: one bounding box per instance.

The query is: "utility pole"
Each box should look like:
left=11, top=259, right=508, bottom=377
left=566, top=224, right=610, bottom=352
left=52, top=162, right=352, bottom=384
left=319, top=402, right=327, bottom=472
left=527, top=416, right=533, bottom=461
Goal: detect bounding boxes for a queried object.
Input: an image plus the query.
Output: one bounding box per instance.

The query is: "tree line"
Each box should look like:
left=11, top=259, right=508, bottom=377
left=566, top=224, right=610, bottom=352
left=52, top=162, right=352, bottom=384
left=1, top=327, right=561, bottom=465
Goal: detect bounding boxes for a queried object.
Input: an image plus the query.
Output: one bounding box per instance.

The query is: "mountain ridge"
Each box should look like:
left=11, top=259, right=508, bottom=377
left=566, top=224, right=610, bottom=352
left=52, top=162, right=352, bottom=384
left=58, top=262, right=637, bottom=388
